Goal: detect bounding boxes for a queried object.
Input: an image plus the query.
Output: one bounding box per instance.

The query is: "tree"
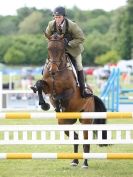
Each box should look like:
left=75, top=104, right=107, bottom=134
left=0, top=6, right=128, bottom=66
left=95, top=50, right=120, bottom=65
left=83, top=31, right=110, bottom=65
left=0, top=36, right=13, bottom=63
left=4, top=47, right=26, bottom=64
left=17, top=7, right=35, bottom=21
left=116, top=0, right=133, bottom=59
left=88, top=15, right=111, bottom=34
left=19, top=11, right=44, bottom=34
left=0, top=16, right=18, bottom=35
left=3, top=35, right=48, bottom=65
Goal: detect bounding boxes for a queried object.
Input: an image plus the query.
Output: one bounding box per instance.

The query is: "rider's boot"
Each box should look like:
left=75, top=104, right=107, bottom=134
left=77, top=70, right=93, bottom=98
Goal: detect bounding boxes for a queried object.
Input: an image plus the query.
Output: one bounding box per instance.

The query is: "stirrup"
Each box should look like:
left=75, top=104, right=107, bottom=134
left=82, top=91, right=93, bottom=98
left=81, top=89, right=93, bottom=98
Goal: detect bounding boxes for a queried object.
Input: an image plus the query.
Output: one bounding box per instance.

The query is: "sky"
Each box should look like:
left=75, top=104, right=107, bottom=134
left=0, top=0, right=127, bottom=16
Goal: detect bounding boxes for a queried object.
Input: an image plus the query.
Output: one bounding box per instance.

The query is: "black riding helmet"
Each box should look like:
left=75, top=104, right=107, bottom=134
left=53, top=6, right=66, bottom=16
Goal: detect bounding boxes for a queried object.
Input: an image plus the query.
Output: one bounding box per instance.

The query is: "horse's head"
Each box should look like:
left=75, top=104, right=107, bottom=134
left=45, top=33, right=66, bottom=74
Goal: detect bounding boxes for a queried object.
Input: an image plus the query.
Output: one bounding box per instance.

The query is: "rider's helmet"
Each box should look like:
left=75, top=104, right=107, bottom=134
left=53, top=6, right=66, bottom=16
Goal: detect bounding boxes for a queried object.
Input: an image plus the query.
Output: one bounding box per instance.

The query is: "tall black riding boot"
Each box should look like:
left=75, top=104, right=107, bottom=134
left=77, top=70, right=93, bottom=98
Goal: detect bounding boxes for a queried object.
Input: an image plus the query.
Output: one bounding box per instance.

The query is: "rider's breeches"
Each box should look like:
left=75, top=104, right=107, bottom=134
left=75, top=54, right=83, bottom=71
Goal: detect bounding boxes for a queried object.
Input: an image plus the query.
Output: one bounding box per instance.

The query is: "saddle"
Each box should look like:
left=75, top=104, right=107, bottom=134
left=66, top=53, right=93, bottom=94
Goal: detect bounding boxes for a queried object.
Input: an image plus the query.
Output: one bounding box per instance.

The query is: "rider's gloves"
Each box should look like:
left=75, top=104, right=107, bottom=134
left=64, top=38, right=69, bottom=47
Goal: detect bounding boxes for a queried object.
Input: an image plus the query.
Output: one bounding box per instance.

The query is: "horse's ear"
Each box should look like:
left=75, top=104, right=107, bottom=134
left=44, top=32, right=51, bottom=40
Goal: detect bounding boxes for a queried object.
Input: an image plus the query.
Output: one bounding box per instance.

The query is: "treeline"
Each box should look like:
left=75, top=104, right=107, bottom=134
left=0, top=0, right=133, bottom=66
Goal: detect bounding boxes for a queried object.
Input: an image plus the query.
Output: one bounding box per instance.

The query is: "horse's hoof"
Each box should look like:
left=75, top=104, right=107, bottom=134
left=30, top=86, right=37, bottom=93
left=71, top=162, right=78, bottom=167
left=41, top=103, right=50, bottom=111
left=82, top=161, right=88, bottom=169
left=70, top=159, right=79, bottom=167
left=82, top=164, right=88, bottom=169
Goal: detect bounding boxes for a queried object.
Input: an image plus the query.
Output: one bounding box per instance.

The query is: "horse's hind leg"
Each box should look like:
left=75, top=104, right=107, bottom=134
left=64, top=131, right=79, bottom=166
left=82, top=131, right=90, bottom=168
left=83, top=144, right=90, bottom=168
left=71, top=131, right=79, bottom=166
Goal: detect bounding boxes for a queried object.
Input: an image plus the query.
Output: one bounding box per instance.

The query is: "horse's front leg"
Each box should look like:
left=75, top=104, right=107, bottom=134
left=31, top=80, right=50, bottom=111
left=82, top=130, right=90, bottom=168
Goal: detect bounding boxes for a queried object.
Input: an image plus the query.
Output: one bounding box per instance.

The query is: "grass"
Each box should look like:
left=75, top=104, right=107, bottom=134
left=0, top=159, right=133, bottom=177
left=0, top=119, right=133, bottom=177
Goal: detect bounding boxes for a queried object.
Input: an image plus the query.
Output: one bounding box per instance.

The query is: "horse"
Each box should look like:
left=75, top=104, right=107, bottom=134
left=31, top=33, right=107, bottom=168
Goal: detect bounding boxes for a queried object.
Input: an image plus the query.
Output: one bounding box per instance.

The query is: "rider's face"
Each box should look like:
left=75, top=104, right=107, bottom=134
left=54, top=15, right=64, bottom=26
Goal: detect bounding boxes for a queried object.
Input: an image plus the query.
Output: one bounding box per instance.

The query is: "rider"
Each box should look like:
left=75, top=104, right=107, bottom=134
left=45, top=6, right=93, bottom=98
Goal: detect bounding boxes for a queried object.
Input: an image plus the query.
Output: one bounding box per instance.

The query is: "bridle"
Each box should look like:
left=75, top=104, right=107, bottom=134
left=46, top=37, right=71, bottom=75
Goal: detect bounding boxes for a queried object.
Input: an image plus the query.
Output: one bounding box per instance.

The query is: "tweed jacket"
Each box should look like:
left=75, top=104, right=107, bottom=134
left=45, top=18, right=85, bottom=57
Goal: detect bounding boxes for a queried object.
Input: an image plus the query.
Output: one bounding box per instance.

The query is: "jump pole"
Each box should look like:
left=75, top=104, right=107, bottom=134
left=0, top=153, right=133, bottom=160
left=0, top=112, right=133, bottom=119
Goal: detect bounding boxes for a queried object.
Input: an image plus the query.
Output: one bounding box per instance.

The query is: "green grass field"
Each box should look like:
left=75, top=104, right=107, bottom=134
left=0, top=118, right=133, bottom=177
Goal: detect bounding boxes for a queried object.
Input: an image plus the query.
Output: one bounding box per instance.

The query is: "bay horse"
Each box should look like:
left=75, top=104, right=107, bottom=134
left=31, top=33, right=107, bottom=168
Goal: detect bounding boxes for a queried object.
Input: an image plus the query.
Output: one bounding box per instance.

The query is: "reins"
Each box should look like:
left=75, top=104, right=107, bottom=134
left=46, top=56, right=72, bottom=74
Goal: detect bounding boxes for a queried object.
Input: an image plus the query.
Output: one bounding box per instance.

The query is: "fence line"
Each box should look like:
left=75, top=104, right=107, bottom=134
left=0, top=112, right=133, bottom=119
left=0, top=124, right=133, bottom=145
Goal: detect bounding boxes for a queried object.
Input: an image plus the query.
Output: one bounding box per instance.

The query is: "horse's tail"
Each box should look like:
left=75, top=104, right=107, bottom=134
left=93, top=95, right=107, bottom=143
